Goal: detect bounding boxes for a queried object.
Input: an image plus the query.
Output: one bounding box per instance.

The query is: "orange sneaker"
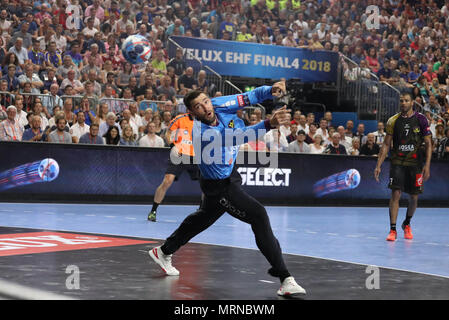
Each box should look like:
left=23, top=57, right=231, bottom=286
left=386, top=230, right=397, bottom=241
left=402, top=223, right=413, bottom=240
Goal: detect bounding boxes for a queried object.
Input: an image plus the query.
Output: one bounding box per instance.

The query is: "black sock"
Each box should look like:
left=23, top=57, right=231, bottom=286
left=268, top=267, right=291, bottom=283
left=403, top=216, right=412, bottom=226
left=390, top=224, right=396, bottom=231
left=151, top=202, right=159, bottom=212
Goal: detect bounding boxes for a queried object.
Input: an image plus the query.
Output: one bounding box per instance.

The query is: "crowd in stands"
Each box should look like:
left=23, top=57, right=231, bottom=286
left=0, top=0, right=448, bottom=160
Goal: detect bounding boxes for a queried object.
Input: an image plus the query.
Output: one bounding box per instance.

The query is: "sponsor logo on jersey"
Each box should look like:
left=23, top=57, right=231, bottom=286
left=228, top=120, right=234, bottom=128
left=398, top=144, right=415, bottom=152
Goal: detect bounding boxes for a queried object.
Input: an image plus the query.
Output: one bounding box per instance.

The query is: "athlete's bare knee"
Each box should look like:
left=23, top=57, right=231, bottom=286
left=161, top=175, right=175, bottom=189
left=391, top=189, right=401, bottom=201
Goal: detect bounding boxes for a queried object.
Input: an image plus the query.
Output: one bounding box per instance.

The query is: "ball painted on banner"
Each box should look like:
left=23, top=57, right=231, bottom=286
left=345, top=169, right=361, bottom=189
left=122, top=35, right=152, bottom=64
left=38, top=158, right=60, bottom=182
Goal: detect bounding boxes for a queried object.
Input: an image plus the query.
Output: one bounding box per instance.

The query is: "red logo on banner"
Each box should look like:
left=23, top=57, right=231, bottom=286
left=0, top=232, right=155, bottom=257
left=415, top=174, right=423, bottom=187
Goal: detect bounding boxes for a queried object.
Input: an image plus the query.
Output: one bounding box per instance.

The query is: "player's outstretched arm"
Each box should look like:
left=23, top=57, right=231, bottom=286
left=211, top=81, right=286, bottom=113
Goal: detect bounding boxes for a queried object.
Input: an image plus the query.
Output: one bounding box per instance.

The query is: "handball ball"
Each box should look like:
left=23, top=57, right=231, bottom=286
left=345, top=169, right=361, bottom=189
left=122, top=35, right=152, bottom=64
left=38, top=158, right=60, bottom=182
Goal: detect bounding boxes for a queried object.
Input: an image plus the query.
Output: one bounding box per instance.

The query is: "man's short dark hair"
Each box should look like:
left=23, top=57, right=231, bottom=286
left=183, top=90, right=205, bottom=110
left=400, top=92, right=413, bottom=100
left=297, top=130, right=306, bottom=136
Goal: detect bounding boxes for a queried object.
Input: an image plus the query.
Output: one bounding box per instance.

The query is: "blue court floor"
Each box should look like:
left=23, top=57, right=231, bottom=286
left=1, top=202, right=448, bottom=279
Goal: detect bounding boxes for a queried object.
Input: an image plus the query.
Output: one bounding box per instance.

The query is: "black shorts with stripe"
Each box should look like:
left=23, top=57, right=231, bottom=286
left=388, top=165, right=423, bottom=195
left=165, top=156, right=199, bottom=181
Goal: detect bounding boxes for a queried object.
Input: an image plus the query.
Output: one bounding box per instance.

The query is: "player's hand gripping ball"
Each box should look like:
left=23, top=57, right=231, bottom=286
left=122, top=35, right=152, bottom=64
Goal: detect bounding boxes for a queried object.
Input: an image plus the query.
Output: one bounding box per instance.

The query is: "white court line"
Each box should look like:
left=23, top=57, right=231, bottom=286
left=0, top=279, right=76, bottom=300
left=5, top=224, right=449, bottom=280
left=259, top=280, right=275, bottom=284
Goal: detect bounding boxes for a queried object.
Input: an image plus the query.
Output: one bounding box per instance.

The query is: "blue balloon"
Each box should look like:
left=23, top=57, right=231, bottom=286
left=122, top=35, right=152, bottom=64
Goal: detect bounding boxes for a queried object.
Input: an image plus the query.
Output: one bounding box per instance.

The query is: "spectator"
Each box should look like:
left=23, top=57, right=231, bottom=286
left=310, top=134, right=325, bottom=154
left=354, top=123, right=367, bottom=145
left=0, top=10, right=12, bottom=39
left=21, top=114, right=43, bottom=142
left=157, top=76, right=177, bottom=101
left=219, top=13, right=235, bottom=39
left=83, top=17, right=100, bottom=39
left=316, top=118, right=329, bottom=142
left=139, top=122, right=165, bottom=147
left=167, top=48, right=186, bottom=77
left=51, top=24, right=67, bottom=53
left=56, top=55, right=80, bottom=83
left=70, top=111, right=90, bottom=144
left=436, top=127, right=449, bottom=160
left=348, top=137, right=361, bottom=156
left=32, top=101, right=49, bottom=131
left=129, top=103, right=144, bottom=134
left=28, top=39, right=45, bottom=67
left=0, top=105, right=23, bottom=141
left=8, top=38, right=29, bottom=67
left=366, top=47, right=380, bottom=74
left=44, top=41, right=62, bottom=69
left=0, top=80, right=12, bottom=108
left=18, top=64, right=43, bottom=94
left=2, top=64, right=20, bottom=92
left=41, top=83, right=63, bottom=118
left=48, top=115, right=72, bottom=144
left=11, top=21, right=33, bottom=50
left=61, top=69, right=84, bottom=94
left=423, top=63, right=438, bottom=83
left=287, top=129, right=310, bottom=153
left=351, top=46, right=365, bottom=65
left=178, top=67, right=197, bottom=94
left=79, top=123, right=104, bottom=145
left=425, top=94, right=443, bottom=115
left=103, top=126, right=120, bottom=145
left=120, top=125, right=138, bottom=146
left=324, top=132, right=347, bottom=155
left=196, top=70, right=209, bottom=94
left=433, top=122, right=446, bottom=156
left=337, top=125, right=352, bottom=152
left=360, top=133, right=380, bottom=156
left=305, top=123, right=317, bottom=144
left=264, top=127, right=289, bottom=152
left=151, top=51, right=167, bottom=77
left=13, top=95, right=27, bottom=129
left=286, top=122, right=298, bottom=143
left=371, top=121, right=386, bottom=146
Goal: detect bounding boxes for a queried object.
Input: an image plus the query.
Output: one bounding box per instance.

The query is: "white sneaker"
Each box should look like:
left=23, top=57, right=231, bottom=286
left=148, top=246, right=180, bottom=276
left=277, top=276, right=306, bottom=296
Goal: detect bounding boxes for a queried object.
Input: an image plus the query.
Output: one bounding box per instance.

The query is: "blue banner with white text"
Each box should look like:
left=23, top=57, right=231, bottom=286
left=169, top=36, right=339, bottom=82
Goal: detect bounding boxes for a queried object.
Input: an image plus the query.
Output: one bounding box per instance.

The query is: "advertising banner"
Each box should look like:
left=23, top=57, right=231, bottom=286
left=0, top=142, right=448, bottom=206
left=169, top=36, right=339, bottom=82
